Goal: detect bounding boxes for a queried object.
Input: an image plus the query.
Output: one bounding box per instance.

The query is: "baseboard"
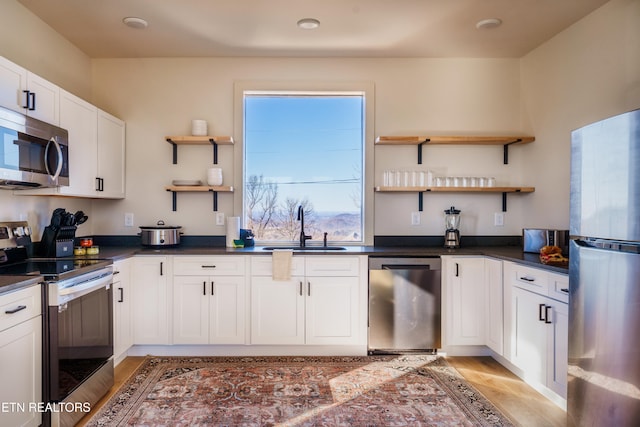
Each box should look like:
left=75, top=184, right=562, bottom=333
left=126, top=344, right=368, bottom=357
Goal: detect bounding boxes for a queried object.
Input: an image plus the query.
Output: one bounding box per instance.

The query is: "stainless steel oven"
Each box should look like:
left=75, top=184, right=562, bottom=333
left=0, top=105, right=69, bottom=189
left=45, top=265, right=114, bottom=427
left=0, top=221, right=114, bottom=426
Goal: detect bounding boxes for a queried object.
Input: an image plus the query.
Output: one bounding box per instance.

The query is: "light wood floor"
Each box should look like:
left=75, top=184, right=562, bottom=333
left=77, top=355, right=566, bottom=427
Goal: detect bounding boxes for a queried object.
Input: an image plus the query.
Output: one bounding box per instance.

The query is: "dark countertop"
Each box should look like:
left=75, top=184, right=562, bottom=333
left=0, top=275, right=43, bottom=296
left=93, top=244, right=569, bottom=274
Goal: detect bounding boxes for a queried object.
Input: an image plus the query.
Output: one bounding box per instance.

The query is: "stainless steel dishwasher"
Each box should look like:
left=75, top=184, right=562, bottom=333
left=368, top=257, right=441, bottom=354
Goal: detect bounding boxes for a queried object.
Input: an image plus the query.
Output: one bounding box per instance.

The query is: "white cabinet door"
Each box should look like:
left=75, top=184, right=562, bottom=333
left=97, top=109, right=125, bottom=198
left=113, top=258, right=132, bottom=362
left=305, top=276, right=359, bottom=345
left=511, top=285, right=568, bottom=397
left=547, top=299, right=568, bottom=398
left=0, top=56, right=58, bottom=124
left=250, top=276, right=305, bottom=345
left=511, top=286, right=547, bottom=383
left=209, top=276, right=246, bottom=344
left=59, top=89, right=98, bottom=196
left=0, top=316, right=42, bottom=427
left=444, top=257, right=486, bottom=346
left=485, top=257, right=504, bottom=355
left=173, top=275, right=247, bottom=345
left=132, top=256, right=170, bottom=344
left=25, top=72, right=59, bottom=124
left=173, top=276, right=209, bottom=344
left=0, top=56, right=27, bottom=113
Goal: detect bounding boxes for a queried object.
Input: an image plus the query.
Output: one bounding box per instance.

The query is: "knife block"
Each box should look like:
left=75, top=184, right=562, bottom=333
left=40, top=225, right=77, bottom=257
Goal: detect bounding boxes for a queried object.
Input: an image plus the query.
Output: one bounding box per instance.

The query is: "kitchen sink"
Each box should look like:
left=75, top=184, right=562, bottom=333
left=261, top=246, right=347, bottom=251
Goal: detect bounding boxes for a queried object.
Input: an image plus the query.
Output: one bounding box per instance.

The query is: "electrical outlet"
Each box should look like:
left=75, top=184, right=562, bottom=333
left=215, top=212, right=225, bottom=226
left=494, top=212, right=504, bottom=227
left=411, top=211, right=421, bottom=226
left=124, top=213, right=134, bottom=227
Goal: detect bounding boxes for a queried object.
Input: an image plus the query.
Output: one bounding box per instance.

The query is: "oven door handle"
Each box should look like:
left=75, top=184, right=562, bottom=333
left=54, top=273, right=113, bottom=305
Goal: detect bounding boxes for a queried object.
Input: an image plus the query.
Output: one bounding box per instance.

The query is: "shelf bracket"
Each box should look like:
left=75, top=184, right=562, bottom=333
left=503, top=139, right=522, bottom=165
left=418, top=192, right=424, bottom=211
left=501, top=188, right=523, bottom=212
left=417, top=139, right=429, bottom=164
left=210, top=189, right=219, bottom=211
left=166, top=138, right=178, bottom=164
left=209, top=138, right=219, bottom=164
left=168, top=189, right=177, bottom=211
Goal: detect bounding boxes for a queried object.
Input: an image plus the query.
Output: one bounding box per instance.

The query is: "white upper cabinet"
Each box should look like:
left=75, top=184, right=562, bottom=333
left=0, top=56, right=59, bottom=125
left=58, top=89, right=98, bottom=196
left=97, top=109, right=126, bottom=198
left=18, top=90, right=125, bottom=198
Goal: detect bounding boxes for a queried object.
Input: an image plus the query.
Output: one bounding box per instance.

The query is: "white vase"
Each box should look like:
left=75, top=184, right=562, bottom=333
left=207, top=168, right=223, bottom=186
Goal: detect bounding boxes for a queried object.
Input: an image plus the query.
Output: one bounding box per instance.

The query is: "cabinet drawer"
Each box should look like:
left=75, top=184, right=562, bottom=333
left=0, top=285, right=41, bottom=332
left=509, top=264, right=548, bottom=293
left=305, top=256, right=360, bottom=276
left=250, top=256, right=305, bottom=276
left=548, top=272, right=569, bottom=303
left=173, top=256, right=246, bottom=276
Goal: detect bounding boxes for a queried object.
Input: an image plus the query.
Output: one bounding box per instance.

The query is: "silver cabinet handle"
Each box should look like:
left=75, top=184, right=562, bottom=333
left=308, top=281, right=311, bottom=296
left=299, top=281, right=303, bottom=296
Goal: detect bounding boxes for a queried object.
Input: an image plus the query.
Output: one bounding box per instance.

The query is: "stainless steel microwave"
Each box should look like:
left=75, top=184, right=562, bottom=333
left=523, top=228, right=569, bottom=254
left=0, top=105, right=69, bottom=189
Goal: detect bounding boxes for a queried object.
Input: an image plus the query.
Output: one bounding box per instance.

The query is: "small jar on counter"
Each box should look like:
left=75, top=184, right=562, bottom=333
left=86, top=246, right=100, bottom=255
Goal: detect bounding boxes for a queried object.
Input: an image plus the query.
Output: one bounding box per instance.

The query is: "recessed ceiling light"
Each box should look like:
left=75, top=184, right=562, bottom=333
left=476, top=18, right=502, bottom=30
left=123, top=17, right=148, bottom=29
left=297, top=18, right=320, bottom=30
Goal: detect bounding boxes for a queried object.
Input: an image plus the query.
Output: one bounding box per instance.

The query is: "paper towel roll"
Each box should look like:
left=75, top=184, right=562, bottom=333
left=226, top=216, right=240, bottom=247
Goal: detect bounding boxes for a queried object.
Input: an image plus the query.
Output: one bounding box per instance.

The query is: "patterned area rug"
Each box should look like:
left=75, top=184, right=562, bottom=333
left=87, top=355, right=514, bottom=426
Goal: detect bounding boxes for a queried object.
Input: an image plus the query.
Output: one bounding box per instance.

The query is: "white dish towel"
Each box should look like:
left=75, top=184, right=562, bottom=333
left=272, top=250, right=293, bottom=281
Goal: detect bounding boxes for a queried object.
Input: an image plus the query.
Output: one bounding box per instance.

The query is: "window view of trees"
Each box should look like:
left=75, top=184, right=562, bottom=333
left=243, top=93, right=364, bottom=243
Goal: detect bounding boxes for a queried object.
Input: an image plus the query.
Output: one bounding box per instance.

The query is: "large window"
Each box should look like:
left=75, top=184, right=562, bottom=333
left=243, top=91, right=365, bottom=244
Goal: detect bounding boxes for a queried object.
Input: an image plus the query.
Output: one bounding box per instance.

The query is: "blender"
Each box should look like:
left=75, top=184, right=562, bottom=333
left=444, top=206, right=461, bottom=248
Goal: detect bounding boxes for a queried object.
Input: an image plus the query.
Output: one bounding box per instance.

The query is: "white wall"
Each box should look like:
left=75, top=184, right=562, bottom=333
left=89, top=57, right=528, bottom=239
left=1, top=0, right=639, bottom=243
left=519, top=0, right=640, bottom=230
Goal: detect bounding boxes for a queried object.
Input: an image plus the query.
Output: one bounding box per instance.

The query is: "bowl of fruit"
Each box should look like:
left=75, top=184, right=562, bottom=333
left=539, top=245, right=569, bottom=267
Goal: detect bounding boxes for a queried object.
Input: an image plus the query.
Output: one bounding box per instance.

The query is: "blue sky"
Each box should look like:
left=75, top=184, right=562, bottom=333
left=244, top=95, right=363, bottom=213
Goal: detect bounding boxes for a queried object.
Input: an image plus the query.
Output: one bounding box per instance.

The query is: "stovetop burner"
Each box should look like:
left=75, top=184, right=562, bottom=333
left=0, top=258, right=109, bottom=279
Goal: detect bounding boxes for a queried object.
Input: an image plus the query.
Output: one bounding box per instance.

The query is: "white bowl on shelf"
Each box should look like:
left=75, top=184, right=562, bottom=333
left=191, top=119, right=208, bottom=136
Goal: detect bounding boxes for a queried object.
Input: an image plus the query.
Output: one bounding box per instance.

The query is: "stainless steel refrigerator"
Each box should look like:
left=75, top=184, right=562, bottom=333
left=568, top=108, right=640, bottom=426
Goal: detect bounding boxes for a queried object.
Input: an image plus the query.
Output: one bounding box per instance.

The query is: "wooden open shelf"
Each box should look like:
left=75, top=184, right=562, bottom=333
left=165, top=136, right=234, bottom=164
left=375, top=186, right=534, bottom=193
left=374, top=186, right=534, bottom=212
left=165, top=185, right=234, bottom=211
left=375, top=136, right=535, bottom=145
left=375, top=135, right=535, bottom=164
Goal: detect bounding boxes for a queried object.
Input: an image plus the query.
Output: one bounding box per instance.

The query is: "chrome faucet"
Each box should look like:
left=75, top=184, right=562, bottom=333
left=297, top=205, right=312, bottom=247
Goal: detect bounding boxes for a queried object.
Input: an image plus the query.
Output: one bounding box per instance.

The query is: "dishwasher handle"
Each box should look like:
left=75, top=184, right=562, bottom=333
left=382, top=264, right=432, bottom=270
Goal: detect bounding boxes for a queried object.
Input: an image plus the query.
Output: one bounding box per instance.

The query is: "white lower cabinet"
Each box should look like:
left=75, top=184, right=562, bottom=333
left=173, top=256, right=246, bottom=345
left=484, top=257, right=504, bottom=355
left=504, top=261, right=568, bottom=398
left=0, top=285, right=42, bottom=427
left=442, top=256, right=486, bottom=346
left=113, top=258, right=133, bottom=363
left=131, top=256, right=171, bottom=344
left=250, top=256, right=363, bottom=346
